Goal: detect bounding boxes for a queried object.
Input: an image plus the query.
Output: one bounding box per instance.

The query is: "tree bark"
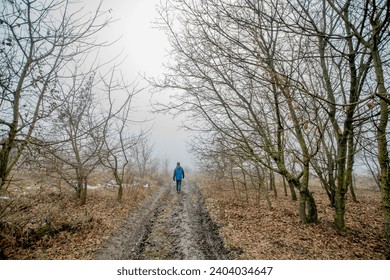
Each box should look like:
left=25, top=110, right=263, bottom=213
left=372, top=42, right=390, bottom=258
left=80, top=178, right=87, bottom=206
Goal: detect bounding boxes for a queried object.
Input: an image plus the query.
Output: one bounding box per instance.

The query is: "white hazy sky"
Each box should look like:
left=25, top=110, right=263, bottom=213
left=88, top=0, right=195, bottom=170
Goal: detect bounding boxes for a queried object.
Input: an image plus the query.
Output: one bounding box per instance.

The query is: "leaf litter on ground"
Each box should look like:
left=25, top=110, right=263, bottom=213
left=199, top=181, right=388, bottom=260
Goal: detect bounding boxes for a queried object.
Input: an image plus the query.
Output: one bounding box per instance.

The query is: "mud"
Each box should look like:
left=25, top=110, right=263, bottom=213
left=94, top=182, right=230, bottom=260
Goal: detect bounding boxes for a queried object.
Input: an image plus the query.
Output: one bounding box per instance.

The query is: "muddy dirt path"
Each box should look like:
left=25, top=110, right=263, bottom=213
left=94, top=182, right=229, bottom=260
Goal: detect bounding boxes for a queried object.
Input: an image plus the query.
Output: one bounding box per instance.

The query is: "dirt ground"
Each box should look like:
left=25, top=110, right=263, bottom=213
left=94, top=181, right=230, bottom=260
left=200, top=182, right=389, bottom=260
left=2, top=175, right=388, bottom=260
left=0, top=184, right=153, bottom=259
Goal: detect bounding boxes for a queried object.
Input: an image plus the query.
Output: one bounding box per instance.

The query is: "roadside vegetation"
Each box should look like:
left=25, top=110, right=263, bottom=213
left=0, top=170, right=157, bottom=259
left=200, top=176, right=387, bottom=259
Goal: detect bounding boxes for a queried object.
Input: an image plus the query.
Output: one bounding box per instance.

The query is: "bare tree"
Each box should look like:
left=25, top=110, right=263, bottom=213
left=153, top=0, right=322, bottom=223
left=39, top=63, right=138, bottom=205
left=275, top=0, right=374, bottom=230
left=99, top=69, right=143, bottom=202
left=325, top=0, right=390, bottom=256
left=44, top=68, right=105, bottom=205
left=0, top=0, right=112, bottom=189
left=284, top=0, right=389, bottom=249
left=161, top=155, right=171, bottom=179
left=132, top=133, right=158, bottom=181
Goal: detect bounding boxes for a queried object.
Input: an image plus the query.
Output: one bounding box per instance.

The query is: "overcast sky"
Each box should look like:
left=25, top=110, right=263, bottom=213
left=92, top=0, right=195, bottom=170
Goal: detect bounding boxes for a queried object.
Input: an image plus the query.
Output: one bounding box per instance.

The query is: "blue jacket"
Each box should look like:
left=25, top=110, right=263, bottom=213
left=173, top=166, right=185, bottom=181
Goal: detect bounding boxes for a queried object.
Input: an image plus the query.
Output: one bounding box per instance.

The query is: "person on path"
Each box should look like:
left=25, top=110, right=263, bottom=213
left=173, top=162, right=185, bottom=193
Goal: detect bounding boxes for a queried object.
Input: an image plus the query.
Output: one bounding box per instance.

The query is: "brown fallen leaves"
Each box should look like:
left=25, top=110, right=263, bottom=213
left=200, top=183, right=388, bottom=260
left=1, top=175, right=387, bottom=260
left=0, top=184, right=154, bottom=260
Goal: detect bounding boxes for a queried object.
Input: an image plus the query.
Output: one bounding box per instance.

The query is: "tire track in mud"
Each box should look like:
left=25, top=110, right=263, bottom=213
left=94, top=182, right=229, bottom=260
left=94, top=185, right=171, bottom=260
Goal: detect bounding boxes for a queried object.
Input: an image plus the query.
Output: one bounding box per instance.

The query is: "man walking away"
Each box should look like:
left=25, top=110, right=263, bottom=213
left=173, top=162, right=185, bottom=193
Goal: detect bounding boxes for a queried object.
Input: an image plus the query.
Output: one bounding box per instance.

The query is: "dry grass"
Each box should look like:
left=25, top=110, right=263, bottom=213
left=0, top=174, right=155, bottom=260
left=200, top=182, right=388, bottom=260
left=1, top=171, right=387, bottom=260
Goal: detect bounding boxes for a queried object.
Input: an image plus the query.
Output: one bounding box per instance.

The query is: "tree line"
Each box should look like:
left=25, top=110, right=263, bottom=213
left=0, top=0, right=160, bottom=207
left=151, top=0, right=389, bottom=256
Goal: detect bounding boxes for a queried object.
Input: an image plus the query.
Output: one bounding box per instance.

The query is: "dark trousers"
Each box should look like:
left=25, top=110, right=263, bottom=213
left=176, top=180, right=182, bottom=192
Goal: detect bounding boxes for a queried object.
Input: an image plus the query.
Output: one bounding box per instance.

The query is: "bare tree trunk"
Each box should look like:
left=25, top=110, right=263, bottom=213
left=334, top=3, right=361, bottom=231
left=80, top=178, right=87, bottom=206
left=240, top=165, right=249, bottom=203
left=372, top=46, right=390, bottom=258
left=300, top=163, right=318, bottom=224
left=334, top=134, right=349, bottom=231
left=114, top=171, right=123, bottom=202
left=230, top=166, right=239, bottom=199
left=118, top=183, right=123, bottom=202
left=255, top=165, right=272, bottom=210
left=347, top=134, right=358, bottom=203
left=269, top=169, right=277, bottom=198
left=279, top=167, right=317, bottom=223
left=283, top=177, right=288, bottom=197
left=349, top=174, right=357, bottom=203
left=288, top=180, right=298, bottom=201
